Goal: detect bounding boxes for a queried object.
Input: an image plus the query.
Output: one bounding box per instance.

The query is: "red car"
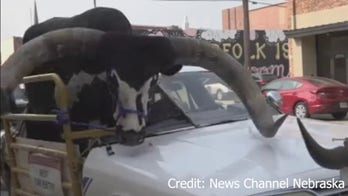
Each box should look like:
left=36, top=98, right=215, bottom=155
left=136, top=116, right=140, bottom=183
left=262, top=76, right=348, bottom=119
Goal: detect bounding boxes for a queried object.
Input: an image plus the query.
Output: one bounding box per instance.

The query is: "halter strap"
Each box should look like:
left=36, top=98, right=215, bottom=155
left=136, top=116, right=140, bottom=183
left=53, top=109, right=109, bottom=129
left=116, top=101, right=147, bottom=121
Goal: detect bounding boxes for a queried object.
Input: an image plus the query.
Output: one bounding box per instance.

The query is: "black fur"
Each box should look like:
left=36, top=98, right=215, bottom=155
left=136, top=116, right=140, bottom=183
left=0, top=89, right=16, bottom=115
left=97, top=32, right=177, bottom=89
left=23, top=7, right=132, bottom=43
left=20, top=8, right=180, bottom=146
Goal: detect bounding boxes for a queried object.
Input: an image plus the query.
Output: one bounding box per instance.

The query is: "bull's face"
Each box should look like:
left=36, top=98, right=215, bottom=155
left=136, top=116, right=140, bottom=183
left=105, top=69, right=158, bottom=145
left=96, top=33, right=182, bottom=145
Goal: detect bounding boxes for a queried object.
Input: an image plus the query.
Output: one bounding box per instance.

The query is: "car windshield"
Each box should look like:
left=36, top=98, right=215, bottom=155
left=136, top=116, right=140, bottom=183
left=145, top=70, right=250, bottom=135
left=304, top=77, right=345, bottom=86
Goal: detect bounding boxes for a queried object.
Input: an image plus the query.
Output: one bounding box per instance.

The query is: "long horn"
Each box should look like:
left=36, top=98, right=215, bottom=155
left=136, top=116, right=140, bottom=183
left=1, top=28, right=105, bottom=114
left=168, top=37, right=287, bottom=138
left=297, top=118, right=348, bottom=169
left=1, top=28, right=104, bottom=91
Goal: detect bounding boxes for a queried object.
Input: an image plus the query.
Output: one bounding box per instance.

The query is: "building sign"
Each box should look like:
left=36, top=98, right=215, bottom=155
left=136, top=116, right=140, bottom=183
left=134, top=29, right=289, bottom=77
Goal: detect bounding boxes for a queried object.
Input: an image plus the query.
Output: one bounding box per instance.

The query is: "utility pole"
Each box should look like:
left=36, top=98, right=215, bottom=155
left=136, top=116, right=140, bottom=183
left=34, top=0, right=39, bottom=24
left=93, top=0, right=97, bottom=8
left=242, top=0, right=251, bottom=70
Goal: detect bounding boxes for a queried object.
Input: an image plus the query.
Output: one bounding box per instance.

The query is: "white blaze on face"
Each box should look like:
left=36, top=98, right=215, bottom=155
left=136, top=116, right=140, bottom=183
left=110, top=69, right=155, bottom=132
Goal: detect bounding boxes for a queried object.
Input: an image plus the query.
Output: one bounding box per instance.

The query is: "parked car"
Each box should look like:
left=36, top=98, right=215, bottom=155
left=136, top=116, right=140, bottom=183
left=252, top=73, right=278, bottom=87
left=202, top=74, right=239, bottom=101
left=262, top=76, right=348, bottom=119
left=203, top=81, right=229, bottom=100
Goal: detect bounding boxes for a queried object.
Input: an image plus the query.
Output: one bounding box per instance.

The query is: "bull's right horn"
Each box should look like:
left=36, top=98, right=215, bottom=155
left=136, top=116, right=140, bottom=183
left=168, top=37, right=288, bottom=138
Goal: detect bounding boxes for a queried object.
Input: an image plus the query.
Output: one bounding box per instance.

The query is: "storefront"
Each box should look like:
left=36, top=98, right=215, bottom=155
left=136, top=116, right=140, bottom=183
left=286, top=0, right=348, bottom=84
left=286, top=22, right=348, bottom=84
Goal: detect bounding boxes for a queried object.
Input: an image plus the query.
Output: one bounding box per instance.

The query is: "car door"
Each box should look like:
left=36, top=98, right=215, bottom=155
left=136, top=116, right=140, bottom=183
left=277, top=80, right=302, bottom=114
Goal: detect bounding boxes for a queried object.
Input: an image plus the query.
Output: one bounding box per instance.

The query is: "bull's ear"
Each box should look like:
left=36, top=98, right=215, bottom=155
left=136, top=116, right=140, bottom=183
left=160, top=64, right=182, bottom=76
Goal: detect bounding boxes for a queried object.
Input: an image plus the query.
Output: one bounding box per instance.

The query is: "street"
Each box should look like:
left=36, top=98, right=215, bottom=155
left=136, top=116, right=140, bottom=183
left=311, top=114, right=348, bottom=126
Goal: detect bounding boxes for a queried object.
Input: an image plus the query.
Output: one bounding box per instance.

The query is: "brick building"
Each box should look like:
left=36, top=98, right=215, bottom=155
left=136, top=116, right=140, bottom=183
left=286, top=0, right=348, bottom=84
left=222, top=3, right=288, bottom=30
left=222, top=3, right=289, bottom=77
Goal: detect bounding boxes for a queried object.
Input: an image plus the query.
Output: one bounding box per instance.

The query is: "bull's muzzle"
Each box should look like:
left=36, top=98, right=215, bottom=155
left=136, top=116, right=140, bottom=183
left=115, top=126, right=146, bottom=146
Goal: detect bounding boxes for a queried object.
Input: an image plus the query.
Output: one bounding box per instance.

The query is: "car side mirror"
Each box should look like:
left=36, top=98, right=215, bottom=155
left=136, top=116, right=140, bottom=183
left=266, top=91, right=283, bottom=113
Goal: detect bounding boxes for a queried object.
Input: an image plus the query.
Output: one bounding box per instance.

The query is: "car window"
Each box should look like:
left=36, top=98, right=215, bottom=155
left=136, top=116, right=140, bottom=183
left=200, top=73, right=242, bottom=107
left=166, top=80, right=198, bottom=111
left=145, top=71, right=250, bottom=133
left=263, top=80, right=283, bottom=90
left=160, top=72, right=248, bottom=113
left=146, top=85, right=189, bottom=129
left=305, top=77, right=345, bottom=86
left=280, top=80, right=302, bottom=90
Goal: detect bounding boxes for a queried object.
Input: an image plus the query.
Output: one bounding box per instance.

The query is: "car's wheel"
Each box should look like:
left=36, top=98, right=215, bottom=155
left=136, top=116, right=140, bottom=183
left=331, top=112, right=347, bottom=120
left=216, top=90, right=223, bottom=100
left=294, top=102, right=310, bottom=118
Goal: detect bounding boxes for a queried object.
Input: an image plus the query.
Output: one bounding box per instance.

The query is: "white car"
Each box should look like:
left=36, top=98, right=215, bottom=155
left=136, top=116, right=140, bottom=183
left=82, top=67, right=347, bottom=195
left=1, top=67, right=347, bottom=196
left=201, top=73, right=236, bottom=101
left=204, top=82, right=229, bottom=100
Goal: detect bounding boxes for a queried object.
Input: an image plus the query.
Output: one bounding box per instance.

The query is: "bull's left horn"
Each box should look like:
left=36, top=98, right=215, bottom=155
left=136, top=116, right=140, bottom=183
left=168, top=37, right=287, bottom=138
left=1, top=28, right=104, bottom=114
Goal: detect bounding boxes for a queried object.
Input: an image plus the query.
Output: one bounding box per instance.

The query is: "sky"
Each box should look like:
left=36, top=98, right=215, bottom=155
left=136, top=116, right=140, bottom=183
left=1, top=0, right=285, bottom=41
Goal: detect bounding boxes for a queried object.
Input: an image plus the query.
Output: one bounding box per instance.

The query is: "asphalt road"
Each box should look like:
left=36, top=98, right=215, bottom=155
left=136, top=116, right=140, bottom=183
left=311, top=113, right=348, bottom=126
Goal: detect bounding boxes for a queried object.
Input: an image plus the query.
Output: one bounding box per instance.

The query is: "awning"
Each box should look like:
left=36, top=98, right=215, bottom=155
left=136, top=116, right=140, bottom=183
left=285, top=21, right=348, bottom=38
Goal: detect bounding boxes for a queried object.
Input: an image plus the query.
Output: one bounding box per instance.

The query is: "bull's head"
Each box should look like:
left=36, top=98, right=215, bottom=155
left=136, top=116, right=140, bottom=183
left=1, top=8, right=287, bottom=146
left=95, top=33, right=183, bottom=144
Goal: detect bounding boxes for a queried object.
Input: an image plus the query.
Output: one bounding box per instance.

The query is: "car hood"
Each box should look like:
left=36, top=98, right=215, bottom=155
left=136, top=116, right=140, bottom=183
left=83, top=116, right=348, bottom=196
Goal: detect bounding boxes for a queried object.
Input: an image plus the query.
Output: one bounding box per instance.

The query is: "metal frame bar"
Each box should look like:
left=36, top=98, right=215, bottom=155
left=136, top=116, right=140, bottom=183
left=0, top=73, right=113, bottom=196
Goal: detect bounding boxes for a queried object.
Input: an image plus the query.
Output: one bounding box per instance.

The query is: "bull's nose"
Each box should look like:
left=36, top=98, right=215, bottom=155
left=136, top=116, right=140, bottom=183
left=115, top=126, right=146, bottom=146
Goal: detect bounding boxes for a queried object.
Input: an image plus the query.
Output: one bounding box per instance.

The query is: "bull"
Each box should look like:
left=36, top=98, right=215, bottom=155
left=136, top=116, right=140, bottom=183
left=0, top=7, right=347, bottom=169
